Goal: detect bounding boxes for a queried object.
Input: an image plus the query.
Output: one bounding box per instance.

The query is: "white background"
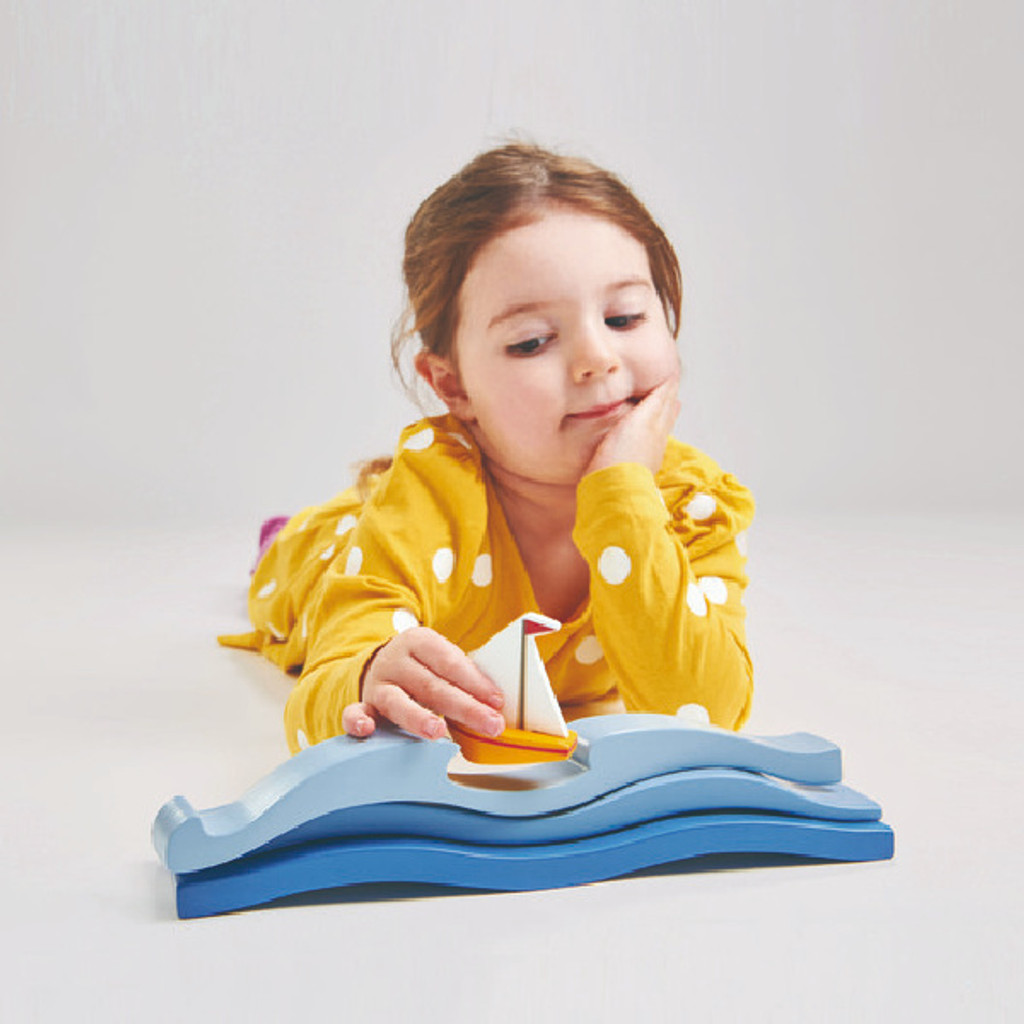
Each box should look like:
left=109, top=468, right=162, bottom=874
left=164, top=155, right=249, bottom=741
left=3, top=0, right=1022, bottom=525
left=1, top=3, right=1021, bottom=1021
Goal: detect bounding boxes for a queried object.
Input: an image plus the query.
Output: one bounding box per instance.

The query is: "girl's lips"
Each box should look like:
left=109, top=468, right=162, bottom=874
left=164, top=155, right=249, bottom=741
left=569, top=399, right=627, bottom=420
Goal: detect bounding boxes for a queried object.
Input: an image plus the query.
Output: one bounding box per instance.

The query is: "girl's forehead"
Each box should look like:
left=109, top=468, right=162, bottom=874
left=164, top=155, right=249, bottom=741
left=463, top=210, right=651, bottom=301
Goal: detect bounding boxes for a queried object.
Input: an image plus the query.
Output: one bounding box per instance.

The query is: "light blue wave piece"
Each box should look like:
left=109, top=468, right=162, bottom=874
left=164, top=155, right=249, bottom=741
left=252, top=769, right=880, bottom=853
left=154, top=714, right=845, bottom=874
left=174, top=813, right=895, bottom=919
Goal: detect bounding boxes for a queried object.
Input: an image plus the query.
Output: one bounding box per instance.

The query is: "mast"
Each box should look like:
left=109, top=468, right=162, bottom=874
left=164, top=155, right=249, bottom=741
left=518, top=622, right=527, bottom=730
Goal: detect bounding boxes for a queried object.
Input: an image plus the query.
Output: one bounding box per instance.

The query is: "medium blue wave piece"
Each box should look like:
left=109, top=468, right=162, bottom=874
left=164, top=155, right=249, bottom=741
left=153, top=714, right=894, bottom=918
left=253, top=769, right=880, bottom=854
left=154, top=715, right=845, bottom=874
left=175, top=814, right=895, bottom=919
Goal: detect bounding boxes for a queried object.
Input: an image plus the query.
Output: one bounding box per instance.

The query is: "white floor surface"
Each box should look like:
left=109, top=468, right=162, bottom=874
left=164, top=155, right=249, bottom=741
left=1, top=513, right=1021, bottom=1022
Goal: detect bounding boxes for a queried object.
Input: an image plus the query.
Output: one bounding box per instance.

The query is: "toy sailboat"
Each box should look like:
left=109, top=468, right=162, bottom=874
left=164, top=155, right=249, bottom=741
left=447, top=613, right=578, bottom=765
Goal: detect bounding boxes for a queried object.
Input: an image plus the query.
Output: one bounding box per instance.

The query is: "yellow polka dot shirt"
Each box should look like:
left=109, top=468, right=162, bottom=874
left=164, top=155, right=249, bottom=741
left=220, top=414, right=755, bottom=754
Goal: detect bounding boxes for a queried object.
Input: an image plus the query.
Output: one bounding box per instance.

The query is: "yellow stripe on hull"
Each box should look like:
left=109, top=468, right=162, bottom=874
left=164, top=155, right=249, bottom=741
left=448, top=721, right=578, bottom=765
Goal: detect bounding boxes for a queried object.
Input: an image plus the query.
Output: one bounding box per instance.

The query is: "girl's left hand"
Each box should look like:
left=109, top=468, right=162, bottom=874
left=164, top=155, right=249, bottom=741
left=585, top=374, right=681, bottom=477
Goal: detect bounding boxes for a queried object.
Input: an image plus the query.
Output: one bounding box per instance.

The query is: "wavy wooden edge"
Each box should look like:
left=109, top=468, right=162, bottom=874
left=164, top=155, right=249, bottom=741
left=174, top=814, right=896, bottom=919
left=154, top=714, right=847, bottom=874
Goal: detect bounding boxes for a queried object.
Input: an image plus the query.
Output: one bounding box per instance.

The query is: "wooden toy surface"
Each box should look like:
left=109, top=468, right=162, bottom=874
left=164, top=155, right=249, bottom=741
left=154, top=714, right=846, bottom=873
left=153, top=713, right=893, bottom=918
left=176, top=814, right=894, bottom=920
left=240, top=768, right=881, bottom=855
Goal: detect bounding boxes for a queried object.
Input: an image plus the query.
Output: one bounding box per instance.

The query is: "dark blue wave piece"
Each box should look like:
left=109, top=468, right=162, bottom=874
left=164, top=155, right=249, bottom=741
left=154, top=715, right=845, bottom=874
left=174, top=813, right=895, bottom=919
left=255, top=768, right=881, bottom=854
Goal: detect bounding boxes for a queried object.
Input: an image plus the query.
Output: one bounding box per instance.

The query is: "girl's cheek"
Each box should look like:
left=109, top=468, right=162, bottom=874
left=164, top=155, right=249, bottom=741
left=649, top=339, right=681, bottom=379
left=636, top=349, right=675, bottom=384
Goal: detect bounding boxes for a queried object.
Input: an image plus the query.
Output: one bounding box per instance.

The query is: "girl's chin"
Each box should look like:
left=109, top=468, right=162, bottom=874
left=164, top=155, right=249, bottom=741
left=481, top=448, right=596, bottom=489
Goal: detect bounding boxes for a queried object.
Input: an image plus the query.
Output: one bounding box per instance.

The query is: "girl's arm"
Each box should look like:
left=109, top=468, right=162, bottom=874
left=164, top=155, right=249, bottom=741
left=573, top=462, right=753, bottom=727
left=285, top=568, right=505, bottom=752
left=281, top=420, right=508, bottom=753
left=574, top=379, right=754, bottom=727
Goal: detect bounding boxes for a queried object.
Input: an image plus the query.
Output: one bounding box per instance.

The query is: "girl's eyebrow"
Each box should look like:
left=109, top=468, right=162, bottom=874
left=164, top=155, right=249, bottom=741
left=488, top=300, right=547, bottom=331
left=487, top=278, right=653, bottom=331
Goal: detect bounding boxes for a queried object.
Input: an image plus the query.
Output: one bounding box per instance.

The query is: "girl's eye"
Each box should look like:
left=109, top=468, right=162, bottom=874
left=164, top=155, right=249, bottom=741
left=506, top=336, right=550, bottom=357
left=605, top=313, right=647, bottom=330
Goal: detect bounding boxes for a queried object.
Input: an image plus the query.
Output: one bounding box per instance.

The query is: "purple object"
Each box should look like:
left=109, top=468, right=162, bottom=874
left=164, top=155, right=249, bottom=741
left=251, top=515, right=290, bottom=575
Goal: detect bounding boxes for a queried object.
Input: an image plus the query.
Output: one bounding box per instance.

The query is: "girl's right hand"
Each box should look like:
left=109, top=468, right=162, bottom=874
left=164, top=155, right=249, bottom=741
left=341, top=626, right=506, bottom=741
left=585, top=372, right=681, bottom=477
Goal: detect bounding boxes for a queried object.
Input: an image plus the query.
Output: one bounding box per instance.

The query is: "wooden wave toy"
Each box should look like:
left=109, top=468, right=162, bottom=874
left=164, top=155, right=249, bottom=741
left=153, top=714, right=894, bottom=918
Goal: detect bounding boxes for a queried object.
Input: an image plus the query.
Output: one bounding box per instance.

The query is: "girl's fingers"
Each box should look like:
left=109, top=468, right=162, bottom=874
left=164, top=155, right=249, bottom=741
left=650, top=391, right=681, bottom=433
left=635, top=375, right=680, bottom=421
left=360, top=627, right=508, bottom=739
left=342, top=701, right=379, bottom=738
left=379, top=656, right=506, bottom=736
left=405, top=629, right=505, bottom=710
left=588, top=375, right=680, bottom=475
left=370, top=682, right=451, bottom=741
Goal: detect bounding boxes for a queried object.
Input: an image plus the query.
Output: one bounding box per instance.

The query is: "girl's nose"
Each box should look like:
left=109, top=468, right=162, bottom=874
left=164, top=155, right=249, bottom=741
left=571, top=322, right=621, bottom=383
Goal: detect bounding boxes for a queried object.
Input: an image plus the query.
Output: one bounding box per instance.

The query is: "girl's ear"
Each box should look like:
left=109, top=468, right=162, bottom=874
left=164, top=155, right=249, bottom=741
left=414, top=351, right=474, bottom=419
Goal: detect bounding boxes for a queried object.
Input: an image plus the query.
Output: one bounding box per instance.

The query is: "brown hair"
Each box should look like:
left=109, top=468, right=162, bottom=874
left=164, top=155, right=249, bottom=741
left=392, top=141, right=683, bottom=387
left=358, top=143, right=683, bottom=493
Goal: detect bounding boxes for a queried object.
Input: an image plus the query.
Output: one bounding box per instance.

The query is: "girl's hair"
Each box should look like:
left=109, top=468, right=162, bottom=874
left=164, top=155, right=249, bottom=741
left=358, top=143, right=683, bottom=494
left=392, top=142, right=683, bottom=386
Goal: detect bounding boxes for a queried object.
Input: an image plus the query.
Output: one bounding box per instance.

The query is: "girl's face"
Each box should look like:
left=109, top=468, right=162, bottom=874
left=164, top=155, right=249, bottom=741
left=424, top=207, right=679, bottom=487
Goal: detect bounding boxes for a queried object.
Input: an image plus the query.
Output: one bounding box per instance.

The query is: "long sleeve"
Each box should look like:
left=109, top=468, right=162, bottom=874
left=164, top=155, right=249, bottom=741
left=282, top=418, right=495, bottom=753
left=218, top=490, right=366, bottom=672
left=571, top=444, right=754, bottom=729
left=283, top=567, right=424, bottom=753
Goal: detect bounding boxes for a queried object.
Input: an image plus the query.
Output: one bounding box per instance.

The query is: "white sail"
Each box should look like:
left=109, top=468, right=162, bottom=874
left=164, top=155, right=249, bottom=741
left=469, top=613, right=569, bottom=737
left=522, top=628, right=569, bottom=736
left=468, top=620, right=522, bottom=721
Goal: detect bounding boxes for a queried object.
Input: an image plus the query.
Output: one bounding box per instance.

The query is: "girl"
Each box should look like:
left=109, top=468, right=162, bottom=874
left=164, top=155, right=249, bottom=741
left=220, top=143, right=754, bottom=754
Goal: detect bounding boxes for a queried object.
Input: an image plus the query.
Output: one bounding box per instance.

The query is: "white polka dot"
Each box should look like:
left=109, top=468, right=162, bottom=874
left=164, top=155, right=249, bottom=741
left=256, top=579, right=277, bottom=599
left=735, top=531, right=748, bottom=557
left=301, top=614, right=308, bottom=640
left=686, top=581, right=708, bottom=617
left=598, top=546, right=631, bottom=585
left=267, top=622, right=286, bottom=641
left=471, top=553, right=492, bottom=587
left=676, top=703, right=711, bottom=726
left=403, top=427, right=434, bottom=452
left=296, top=728, right=309, bottom=750
left=685, top=493, right=716, bottom=521
left=392, top=608, right=418, bottom=633
left=296, top=518, right=309, bottom=532
left=336, top=514, right=358, bottom=536
left=344, top=546, right=363, bottom=576
left=432, top=547, right=454, bottom=583
left=451, top=432, right=473, bottom=450
left=698, top=575, right=728, bottom=605
left=575, top=635, right=604, bottom=665
left=319, top=543, right=336, bottom=561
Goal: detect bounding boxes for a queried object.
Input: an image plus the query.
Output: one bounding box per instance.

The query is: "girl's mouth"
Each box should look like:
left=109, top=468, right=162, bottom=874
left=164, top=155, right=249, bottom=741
left=569, top=400, right=627, bottom=420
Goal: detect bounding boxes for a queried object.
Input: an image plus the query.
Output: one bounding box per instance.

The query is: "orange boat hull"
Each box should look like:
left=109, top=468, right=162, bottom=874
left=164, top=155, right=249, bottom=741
left=448, top=721, right=578, bottom=765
